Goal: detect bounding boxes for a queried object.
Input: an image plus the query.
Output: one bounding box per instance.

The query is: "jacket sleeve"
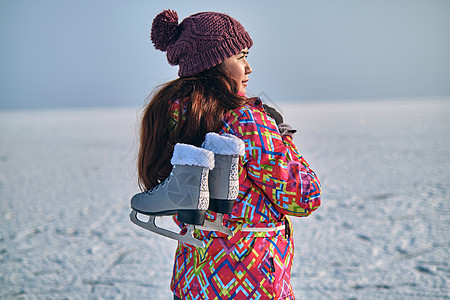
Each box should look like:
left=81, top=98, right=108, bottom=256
left=236, top=105, right=321, bottom=217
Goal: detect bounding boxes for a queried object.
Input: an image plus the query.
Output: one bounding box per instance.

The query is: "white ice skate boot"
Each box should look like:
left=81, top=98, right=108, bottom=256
left=198, top=133, right=245, bottom=236
left=130, top=143, right=214, bottom=248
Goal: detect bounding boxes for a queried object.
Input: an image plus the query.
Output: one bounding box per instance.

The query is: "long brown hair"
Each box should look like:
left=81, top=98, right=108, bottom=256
left=138, top=65, right=248, bottom=190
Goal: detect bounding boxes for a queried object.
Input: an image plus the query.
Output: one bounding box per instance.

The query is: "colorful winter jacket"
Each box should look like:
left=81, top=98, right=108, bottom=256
left=169, top=97, right=321, bottom=300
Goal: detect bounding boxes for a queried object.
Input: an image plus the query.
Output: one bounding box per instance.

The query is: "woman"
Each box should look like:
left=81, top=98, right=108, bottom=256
left=134, top=10, right=321, bottom=300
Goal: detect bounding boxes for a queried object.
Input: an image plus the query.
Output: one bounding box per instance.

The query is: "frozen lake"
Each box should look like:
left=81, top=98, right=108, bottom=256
left=0, top=99, right=449, bottom=299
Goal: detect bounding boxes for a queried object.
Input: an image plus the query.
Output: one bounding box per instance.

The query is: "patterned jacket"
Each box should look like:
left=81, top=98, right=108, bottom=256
left=170, top=97, right=321, bottom=299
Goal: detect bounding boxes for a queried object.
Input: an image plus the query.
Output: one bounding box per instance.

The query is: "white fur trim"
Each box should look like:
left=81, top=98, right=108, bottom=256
left=203, top=133, right=245, bottom=156
left=171, top=143, right=215, bottom=170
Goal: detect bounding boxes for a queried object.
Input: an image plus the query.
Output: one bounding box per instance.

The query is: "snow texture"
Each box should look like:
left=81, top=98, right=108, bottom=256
left=0, top=99, right=449, bottom=299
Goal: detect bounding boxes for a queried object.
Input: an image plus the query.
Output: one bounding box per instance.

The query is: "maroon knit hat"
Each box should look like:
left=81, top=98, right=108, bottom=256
left=151, top=10, right=253, bottom=77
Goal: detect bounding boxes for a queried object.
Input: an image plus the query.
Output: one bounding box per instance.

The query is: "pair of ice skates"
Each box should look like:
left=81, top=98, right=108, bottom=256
left=130, top=133, right=245, bottom=248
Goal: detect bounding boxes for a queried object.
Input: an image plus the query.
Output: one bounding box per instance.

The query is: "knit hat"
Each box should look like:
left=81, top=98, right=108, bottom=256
left=151, top=10, right=253, bottom=77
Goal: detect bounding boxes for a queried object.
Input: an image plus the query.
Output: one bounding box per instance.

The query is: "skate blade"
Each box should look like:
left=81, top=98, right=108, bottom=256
left=198, top=213, right=234, bottom=236
left=130, top=210, right=205, bottom=248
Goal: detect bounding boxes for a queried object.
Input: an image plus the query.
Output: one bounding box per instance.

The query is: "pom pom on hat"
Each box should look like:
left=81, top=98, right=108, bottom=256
left=151, top=10, right=179, bottom=51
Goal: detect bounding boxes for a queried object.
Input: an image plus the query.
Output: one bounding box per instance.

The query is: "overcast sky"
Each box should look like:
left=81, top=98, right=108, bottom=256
left=1, top=0, right=449, bottom=109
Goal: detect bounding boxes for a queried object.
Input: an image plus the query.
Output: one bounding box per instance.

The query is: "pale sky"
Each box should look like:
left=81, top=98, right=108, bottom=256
left=1, top=0, right=449, bottom=109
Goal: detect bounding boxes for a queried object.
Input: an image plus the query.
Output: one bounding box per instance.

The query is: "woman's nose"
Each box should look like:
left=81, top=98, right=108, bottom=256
left=245, top=61, right=252, bottom=74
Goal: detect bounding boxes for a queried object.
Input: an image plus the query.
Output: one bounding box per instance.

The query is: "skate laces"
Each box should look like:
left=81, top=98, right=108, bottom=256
left=145, top=168, right=175, bottom=194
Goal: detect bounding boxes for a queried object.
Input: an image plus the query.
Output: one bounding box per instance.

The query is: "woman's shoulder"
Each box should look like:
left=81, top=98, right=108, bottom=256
left=230, top=97, right=265, bottom=118
left=223, top=97, right=275, bottom=134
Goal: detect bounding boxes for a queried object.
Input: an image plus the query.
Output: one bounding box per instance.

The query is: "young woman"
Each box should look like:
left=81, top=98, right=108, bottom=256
left=134, top=10, right=321, bottom=300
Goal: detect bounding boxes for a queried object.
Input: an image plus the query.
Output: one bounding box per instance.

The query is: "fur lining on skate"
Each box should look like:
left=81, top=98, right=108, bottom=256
left=171, top=143, right=215, bottom=170
left=203, top=133, right=245, bottom=156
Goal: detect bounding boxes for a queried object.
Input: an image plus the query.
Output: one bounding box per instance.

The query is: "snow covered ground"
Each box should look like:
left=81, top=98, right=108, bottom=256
left=0, top=99, right=449, bottom=299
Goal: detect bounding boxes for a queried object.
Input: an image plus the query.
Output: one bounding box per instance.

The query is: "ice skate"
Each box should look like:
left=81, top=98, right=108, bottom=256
left=130, top=143, right=215, bottom=248
left=198, top=133, right=245, bottom=236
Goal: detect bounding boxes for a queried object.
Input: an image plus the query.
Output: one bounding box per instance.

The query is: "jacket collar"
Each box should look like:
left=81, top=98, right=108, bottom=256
left=248, top=97, right=262, bottom=108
